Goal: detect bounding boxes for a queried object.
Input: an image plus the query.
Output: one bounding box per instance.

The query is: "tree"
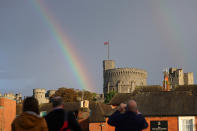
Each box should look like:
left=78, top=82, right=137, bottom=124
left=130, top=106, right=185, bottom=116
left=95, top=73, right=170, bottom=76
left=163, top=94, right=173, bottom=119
left=104, top=91, right=117, bottom=104
left=77, top=90, right=97, bottom=102
left=53, top=88, right=78, bottom=102
left=52, top=87, right=98, bottom=102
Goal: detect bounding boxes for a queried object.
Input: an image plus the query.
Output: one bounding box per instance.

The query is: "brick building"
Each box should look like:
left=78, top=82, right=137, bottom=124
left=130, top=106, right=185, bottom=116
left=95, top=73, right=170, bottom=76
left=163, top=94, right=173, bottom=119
left=0, top=97, right=16, bottom=131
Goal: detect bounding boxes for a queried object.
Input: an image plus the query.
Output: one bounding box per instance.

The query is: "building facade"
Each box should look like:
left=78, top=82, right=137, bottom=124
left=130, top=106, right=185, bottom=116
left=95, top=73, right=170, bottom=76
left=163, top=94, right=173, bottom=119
left=166, top=68, right=194, bottom=88
left=103, top=60, right=147, bottom=95
left=0, top=97, right=16, bottom=131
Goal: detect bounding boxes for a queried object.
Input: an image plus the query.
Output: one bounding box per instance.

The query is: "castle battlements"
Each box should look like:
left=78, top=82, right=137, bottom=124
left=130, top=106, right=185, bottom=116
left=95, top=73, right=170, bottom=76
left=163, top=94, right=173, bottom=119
left=105, top=68, right=147, bottom=78
left=33, top=88, right=56, bottom=104
left=103, top=60, right=148, bottom=95
left=164, top=68, right=194, bottom=89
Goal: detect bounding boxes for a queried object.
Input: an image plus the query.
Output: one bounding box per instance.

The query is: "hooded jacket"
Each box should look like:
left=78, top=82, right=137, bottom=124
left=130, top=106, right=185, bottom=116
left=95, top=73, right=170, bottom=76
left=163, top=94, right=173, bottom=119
left=12, top=112, right=48, bottom=131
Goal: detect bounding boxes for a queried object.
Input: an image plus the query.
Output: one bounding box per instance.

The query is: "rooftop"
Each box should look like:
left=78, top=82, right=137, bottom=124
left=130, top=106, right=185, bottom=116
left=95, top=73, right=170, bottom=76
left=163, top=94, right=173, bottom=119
left=109, top=90, right=197, bottom=116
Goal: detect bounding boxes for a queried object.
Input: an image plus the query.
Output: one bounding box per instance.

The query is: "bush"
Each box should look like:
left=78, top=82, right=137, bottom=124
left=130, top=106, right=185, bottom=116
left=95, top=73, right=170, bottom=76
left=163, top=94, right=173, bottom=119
left=104, top=91, right=117, bottom=104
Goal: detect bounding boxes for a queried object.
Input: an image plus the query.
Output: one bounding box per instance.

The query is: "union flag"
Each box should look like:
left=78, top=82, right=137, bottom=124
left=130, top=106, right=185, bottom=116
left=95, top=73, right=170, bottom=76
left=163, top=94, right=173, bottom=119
left=104, top=41, right=109, bottom=45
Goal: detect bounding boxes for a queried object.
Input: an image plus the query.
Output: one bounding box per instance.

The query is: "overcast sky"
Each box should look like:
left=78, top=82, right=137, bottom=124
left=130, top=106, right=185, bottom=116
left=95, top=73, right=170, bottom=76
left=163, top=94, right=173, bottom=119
left=0, top=0, right=197, bottom=96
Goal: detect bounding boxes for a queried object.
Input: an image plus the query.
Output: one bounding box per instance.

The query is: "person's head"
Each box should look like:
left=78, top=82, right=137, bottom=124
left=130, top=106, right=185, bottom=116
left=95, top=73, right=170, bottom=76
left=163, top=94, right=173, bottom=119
left=51, top=96, right=64, bottom=108
left=127, top=100, right=138, bottom=113
left=23, top=97, right=39, bottom=114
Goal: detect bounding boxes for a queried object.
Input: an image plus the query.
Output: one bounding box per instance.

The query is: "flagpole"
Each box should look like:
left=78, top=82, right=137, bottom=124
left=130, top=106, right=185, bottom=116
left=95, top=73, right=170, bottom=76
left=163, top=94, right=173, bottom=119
left=108, top=40, right=109, bottom=60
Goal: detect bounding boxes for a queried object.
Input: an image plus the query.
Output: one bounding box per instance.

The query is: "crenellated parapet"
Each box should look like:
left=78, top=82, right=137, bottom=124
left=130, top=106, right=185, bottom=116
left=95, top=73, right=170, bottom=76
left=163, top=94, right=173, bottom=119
left=103, top=60, right=148, bottom=95
left=33, top=88, right=47, bottom=94
left=105, top=68, right=147, bottom=79
left=33, top=88, right=49, bottom=104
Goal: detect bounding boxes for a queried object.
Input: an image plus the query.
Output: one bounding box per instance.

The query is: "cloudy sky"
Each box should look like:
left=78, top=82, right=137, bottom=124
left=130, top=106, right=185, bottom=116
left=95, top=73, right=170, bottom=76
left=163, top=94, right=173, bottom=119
left=0, top=0, right=197, bottom=96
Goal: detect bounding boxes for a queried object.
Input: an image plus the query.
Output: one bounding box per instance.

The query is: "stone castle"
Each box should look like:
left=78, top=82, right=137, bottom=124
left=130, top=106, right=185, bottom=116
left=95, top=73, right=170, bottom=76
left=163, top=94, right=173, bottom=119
left=33, top=89, right=56, bottom=104
left=103, top=60, right=147, bottom=95
left=164, top=68, right=194, bottom=89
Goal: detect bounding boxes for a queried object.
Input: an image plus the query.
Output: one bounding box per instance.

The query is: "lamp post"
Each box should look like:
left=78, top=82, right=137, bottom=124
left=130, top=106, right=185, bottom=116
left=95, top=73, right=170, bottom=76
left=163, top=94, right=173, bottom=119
left=99, top=123, right=105, bottom=131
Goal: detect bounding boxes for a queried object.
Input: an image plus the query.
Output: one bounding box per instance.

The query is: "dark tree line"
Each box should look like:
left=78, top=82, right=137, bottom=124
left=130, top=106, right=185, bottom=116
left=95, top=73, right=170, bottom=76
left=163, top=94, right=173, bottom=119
left=51, top=87, right=97, bottom=102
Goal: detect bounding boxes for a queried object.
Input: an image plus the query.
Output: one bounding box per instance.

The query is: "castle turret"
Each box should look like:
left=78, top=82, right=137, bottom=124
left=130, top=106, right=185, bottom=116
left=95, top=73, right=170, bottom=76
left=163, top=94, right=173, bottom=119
left=33, top=89, right=49, bottom=104
left=184, top=72, right=194, bottom=85
left=168, top=68, right=194, bottom=88
left=103, top=60, right=115, bottom=71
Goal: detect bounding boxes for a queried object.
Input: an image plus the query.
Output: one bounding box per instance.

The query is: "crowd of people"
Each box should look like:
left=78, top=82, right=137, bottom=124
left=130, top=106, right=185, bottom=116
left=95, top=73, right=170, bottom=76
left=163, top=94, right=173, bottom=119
left=11, top=96, right=148, bottom=131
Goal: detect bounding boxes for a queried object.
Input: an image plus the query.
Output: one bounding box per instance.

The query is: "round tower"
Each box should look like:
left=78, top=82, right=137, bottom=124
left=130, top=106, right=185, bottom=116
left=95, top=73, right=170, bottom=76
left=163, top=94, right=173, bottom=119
left=103, top=60, right=148, bottom=96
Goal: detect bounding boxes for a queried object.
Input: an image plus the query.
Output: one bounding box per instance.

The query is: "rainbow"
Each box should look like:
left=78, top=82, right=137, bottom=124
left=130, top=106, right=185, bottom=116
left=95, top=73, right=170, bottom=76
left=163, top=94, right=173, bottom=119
left=150, top=0, right=187, bottom=67
left=31, top=0, right=93, bottom=91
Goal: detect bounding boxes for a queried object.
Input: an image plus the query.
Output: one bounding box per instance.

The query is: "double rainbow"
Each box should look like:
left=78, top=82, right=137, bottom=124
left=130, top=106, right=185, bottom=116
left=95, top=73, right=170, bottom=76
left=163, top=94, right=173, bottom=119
left=150, top=0, right=187, bottom=66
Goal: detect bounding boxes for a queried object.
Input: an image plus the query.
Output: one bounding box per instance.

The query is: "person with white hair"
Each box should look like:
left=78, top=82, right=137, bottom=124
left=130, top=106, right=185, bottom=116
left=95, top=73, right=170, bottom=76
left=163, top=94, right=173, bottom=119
left=108, top=100, right=148, bottom=131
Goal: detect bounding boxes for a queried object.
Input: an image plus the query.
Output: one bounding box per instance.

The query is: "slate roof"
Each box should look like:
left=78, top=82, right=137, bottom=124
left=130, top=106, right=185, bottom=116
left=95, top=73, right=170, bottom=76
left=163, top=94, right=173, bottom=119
left=88, top=102, right=116, bottom=123
left=89, top=103, right=106, bottom=123
left=109, top=91, right=197, bottom=116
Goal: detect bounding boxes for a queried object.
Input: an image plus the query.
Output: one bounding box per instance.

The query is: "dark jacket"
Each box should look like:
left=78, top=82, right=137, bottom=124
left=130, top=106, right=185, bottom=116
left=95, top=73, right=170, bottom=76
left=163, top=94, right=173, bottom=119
left=107, top=110, right=148, bottom=131
left=45, top=109, right=82, bottom=131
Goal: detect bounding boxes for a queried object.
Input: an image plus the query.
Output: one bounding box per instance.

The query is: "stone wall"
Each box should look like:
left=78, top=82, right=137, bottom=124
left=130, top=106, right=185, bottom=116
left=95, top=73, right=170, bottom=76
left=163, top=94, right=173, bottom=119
left=184, top=72, right=194, bottom=85
left=168, top=68, right=194, bottom=88
left=33, top=88, right=49, bottom=104
left=103, top=60, right=147, bottom=95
